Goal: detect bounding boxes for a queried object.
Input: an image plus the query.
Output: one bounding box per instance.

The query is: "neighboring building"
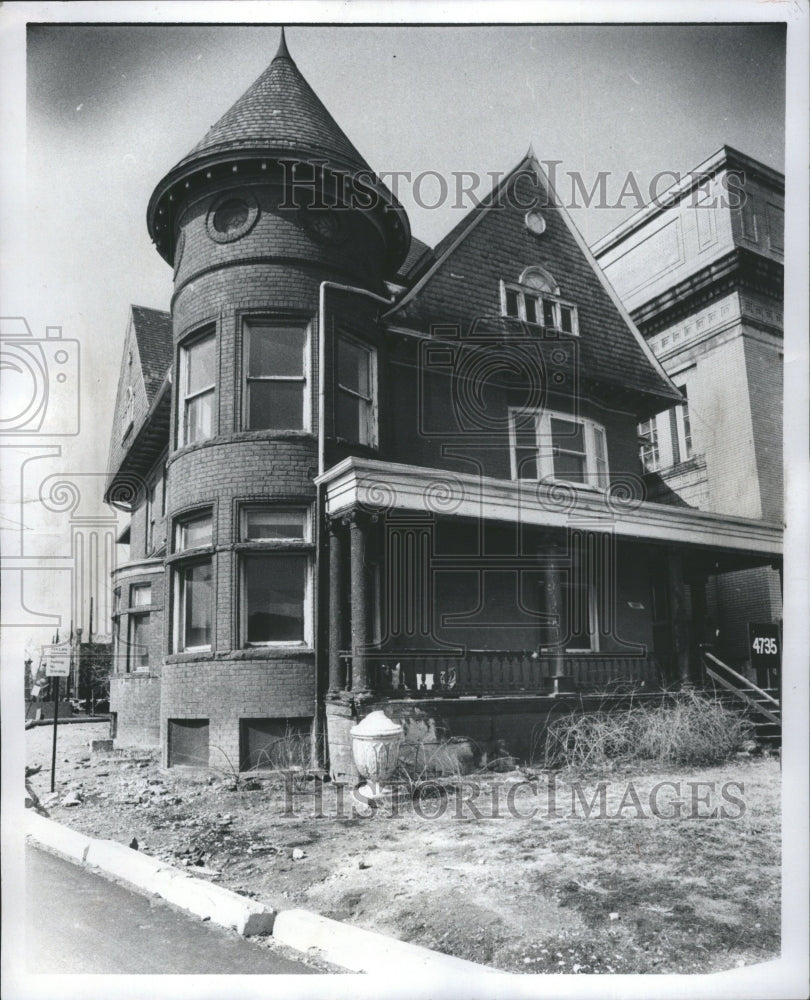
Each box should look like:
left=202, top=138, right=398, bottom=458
left=593, top=148, right=783, bottom=668
left=105, top=33, right=782, bottom=775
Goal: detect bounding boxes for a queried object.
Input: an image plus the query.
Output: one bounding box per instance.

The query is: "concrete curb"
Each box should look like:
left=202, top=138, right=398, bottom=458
left=272, top=909, right=498, bottom=975
left=27, top=814, right=274, bottom=937
left=27, top=813, right=496, bottom=973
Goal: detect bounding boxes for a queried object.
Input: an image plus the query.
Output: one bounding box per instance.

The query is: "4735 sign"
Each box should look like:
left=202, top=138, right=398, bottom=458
left=748, top=623, right=781, bottom=673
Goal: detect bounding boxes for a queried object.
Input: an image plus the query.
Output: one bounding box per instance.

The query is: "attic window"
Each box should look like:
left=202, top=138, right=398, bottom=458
left=501, top=268, right=578, bottom=335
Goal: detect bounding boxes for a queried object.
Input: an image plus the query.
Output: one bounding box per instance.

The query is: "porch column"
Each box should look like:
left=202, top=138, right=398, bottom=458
left=327, top=517, right=344, bottom=696
left=544, top=541, right=565, bottom=677
left=688, top=568, right=710, bottom=686
left=348, top=511, right=370, bottom=695
left=668, top=551, right=691, bottom=687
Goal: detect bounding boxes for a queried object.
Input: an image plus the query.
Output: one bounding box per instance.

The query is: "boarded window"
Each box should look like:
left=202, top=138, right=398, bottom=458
left=168, top=718, right=209, bottom=767
left=239, top=717, right=311, bottom=771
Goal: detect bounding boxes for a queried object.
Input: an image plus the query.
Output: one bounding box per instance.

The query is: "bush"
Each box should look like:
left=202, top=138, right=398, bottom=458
left=542, top=692, right=754, bottom=771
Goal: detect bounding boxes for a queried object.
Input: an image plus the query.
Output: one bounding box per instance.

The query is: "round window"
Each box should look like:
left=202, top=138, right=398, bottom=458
left=213, top=199, right=249, bottom=234
left=206, top=192, right=259, bottom=244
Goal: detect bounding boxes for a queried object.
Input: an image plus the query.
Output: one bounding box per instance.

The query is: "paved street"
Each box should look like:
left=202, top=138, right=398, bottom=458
left=25, top=845, right=314, bottom=974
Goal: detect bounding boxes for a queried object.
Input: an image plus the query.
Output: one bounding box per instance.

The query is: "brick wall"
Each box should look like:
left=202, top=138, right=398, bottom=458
left=150, top=172, right=389, bottom=769
left=160, top=655, right=316, bottom=769
left=111, top=674, right=161, bottom=746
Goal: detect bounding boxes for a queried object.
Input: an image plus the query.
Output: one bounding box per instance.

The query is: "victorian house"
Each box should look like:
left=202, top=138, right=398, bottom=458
left=105, top=32, right=782, bottom=774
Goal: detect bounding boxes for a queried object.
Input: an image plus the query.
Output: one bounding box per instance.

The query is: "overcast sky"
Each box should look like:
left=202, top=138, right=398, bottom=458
left=0, top=10, right=793, bottom=659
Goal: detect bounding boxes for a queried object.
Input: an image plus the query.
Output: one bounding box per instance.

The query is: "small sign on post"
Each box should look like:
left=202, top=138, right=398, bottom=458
left=44, top=643, right=71, bottom=678
left=748, top=622, right=781, bottom=691
left=44, top=643, right=72, bottom=792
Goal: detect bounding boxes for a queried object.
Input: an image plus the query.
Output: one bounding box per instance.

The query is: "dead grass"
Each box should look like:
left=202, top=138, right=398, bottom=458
left=542, top=691, right=754, bottom=771
left=25, top=722, right=780, bottom=975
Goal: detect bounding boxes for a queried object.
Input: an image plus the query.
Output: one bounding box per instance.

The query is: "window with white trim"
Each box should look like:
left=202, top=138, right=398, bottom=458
left=637, top=379, right=695, bottom=472
left=239, top=506, right=313, bottom=647
left=173, top=510, right=213, bottom=652
left=501, top=267, right=578, bottom=335
left=336, top=336, right=377, bottom=446
left=128, top=613, right=150, bottom=671
left=509, top=408, right=609, bottom=487
left=638, top=417, right=660, bottom=472
left=244, top=320, right=309, bottom=431
left=178, top=330, right=215, bottom=446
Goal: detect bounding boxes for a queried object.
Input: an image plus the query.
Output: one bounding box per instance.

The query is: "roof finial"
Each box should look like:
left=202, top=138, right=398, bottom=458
left=275, top=27, right=291, bottom=60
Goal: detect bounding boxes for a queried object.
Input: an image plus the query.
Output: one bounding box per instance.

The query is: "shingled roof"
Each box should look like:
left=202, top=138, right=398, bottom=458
left=148, top=30, right=410, bottom=273
left=386, top=154, right=683, bottom=418
left=174, top=30, right=371, bottom=177
left=131, top=305, right=172, bottom=402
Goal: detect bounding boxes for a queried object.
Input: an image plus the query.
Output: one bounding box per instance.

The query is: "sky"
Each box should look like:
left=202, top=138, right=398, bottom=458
left=0, top=7, right=796, bottom=667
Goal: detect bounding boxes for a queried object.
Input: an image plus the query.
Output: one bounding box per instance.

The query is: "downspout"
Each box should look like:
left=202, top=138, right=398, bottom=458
left=315, top=281, right=394, bottom=756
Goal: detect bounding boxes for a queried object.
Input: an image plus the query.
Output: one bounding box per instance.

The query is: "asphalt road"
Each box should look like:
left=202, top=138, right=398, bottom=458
left=25, top=844, right=314, bottom=974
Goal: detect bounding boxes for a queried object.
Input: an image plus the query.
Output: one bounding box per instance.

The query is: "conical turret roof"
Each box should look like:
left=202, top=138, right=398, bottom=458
left=174, top=29, right=371, bottom=176
left=147, top=30, right=409, bottom=271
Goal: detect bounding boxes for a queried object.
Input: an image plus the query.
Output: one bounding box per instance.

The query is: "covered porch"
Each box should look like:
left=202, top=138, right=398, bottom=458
left=316, top=458, right=782, bottom=777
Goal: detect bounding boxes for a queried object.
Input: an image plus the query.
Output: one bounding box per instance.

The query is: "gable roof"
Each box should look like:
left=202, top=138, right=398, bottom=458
left=386, top=153, right=683, bottom=415
left=131, top=305, right=172, bottom=402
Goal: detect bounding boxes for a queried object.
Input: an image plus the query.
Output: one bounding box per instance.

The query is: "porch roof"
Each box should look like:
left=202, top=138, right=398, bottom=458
left=316, top=457, right=782, bottom=561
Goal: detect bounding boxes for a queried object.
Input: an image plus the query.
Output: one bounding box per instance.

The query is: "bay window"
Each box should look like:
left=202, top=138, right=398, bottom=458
left=509, top=408, right=609, bottom=487
left=173, top=510, right=213, bottom=652
left=239, top=506, right=312, bottom=646
left=179, top=330, right=215, bottom=446
left=244, top=321, right=308, bottom=430
left=336, top=336, right=376, bottom=445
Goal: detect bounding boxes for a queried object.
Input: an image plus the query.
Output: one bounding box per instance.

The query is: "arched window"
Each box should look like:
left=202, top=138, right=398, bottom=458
left=519, top=265, right=559, bottom=295
left=501, top=266, right=578, bottom=334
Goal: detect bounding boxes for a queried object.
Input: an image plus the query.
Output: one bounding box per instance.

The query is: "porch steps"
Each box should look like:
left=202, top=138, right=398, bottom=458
left=701, top=648, right=781, bottom=748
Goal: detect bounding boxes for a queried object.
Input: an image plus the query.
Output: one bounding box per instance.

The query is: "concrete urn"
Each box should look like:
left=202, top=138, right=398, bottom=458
left=350, top=710, right=403, bottom=799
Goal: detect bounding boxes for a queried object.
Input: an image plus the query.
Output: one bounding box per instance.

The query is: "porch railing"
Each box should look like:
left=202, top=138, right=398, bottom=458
left=337, top=650, right=661, bottom=696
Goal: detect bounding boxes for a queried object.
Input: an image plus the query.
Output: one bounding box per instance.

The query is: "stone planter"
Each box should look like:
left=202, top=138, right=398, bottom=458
left=350, top=710, right=403, bottom=799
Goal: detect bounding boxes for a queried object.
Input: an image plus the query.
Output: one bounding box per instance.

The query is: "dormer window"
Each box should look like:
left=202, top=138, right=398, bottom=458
left=501, top=266, right=578, bottom=335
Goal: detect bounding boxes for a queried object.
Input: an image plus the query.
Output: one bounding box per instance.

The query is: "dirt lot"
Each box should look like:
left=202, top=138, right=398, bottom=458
left=25, top=721, right=780, bottom=975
